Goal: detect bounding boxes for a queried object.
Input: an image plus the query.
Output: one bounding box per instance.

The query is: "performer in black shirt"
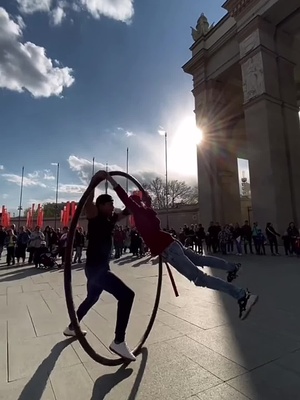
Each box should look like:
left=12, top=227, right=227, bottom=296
left=63, top=170, right=136, bottom=361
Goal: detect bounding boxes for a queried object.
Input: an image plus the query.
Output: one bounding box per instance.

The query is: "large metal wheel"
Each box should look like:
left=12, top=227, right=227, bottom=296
left=64, top=171, right=163, bottom=366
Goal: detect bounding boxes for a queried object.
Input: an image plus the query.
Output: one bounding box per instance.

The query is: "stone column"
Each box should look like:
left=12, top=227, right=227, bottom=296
left=195, top=80, right=241, bottom=227
left=218, top=144, right=242, bottom=225
left=239, top=18, right=300, bottom=232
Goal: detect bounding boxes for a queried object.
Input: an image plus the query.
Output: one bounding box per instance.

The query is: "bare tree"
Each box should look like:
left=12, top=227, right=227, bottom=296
left=143, top=178, right=198, bottom=209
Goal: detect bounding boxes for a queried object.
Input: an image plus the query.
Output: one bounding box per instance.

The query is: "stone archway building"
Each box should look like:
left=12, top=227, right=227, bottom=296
left=183, top=0, right=300, bottom=233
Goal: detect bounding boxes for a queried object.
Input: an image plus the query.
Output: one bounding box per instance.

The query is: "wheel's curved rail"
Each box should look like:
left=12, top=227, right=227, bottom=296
left=64, top=171, right=163, bottom=365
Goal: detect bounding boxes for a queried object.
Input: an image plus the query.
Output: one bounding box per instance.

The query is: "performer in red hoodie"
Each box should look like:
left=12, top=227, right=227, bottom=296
left=106, top=172, right=258, bottom=320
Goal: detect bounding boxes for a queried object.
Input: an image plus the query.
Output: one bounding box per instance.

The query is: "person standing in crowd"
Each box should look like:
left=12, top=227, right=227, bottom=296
left=265, top=223, right=281, bottom=256
left=29, top=226, right=45, bottom=266
left=73, top=227, right=85, bottom=263
left=233, top=223, right=243, bottom=256
left=287, top=222, right=299, bottom=255
left=59, top=226, right=69, bottom=267
left=16, top=226, right=29, bottom=264
left=0, top=225, right=6, bottom=260
left=113, top=226, right=124, bottom=259
left=241, top=220, right=253, bottom=254
left=5, top=229, right=17, bottom=266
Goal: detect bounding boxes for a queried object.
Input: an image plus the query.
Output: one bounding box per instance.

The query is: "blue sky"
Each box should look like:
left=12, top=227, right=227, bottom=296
left=0, top=0, right=235, bottom=212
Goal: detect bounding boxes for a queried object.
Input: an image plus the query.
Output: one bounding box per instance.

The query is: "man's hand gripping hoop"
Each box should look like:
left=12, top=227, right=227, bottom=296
left=64, top=171, right=178, bottom=366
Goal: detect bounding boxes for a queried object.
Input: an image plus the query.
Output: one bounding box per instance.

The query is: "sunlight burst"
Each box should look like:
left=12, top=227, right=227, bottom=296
left=168, top=116, right=202, bottom=176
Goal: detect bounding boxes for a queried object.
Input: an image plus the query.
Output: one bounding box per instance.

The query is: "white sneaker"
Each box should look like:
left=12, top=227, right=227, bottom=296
left=109, top=340, right=136, bottom=361
left=63, top=326, right=87, bottom=337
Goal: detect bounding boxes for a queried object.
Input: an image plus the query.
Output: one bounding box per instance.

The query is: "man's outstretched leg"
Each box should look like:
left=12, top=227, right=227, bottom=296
left=162, top=241, right=258, bottom=320
left=180, top=243, right=241, bottom=283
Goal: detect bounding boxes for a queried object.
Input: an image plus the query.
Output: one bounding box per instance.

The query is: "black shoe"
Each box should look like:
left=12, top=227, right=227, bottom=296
left=238, top=290, right=259, bottom=320
left=227, top=263, right=241, bottom=282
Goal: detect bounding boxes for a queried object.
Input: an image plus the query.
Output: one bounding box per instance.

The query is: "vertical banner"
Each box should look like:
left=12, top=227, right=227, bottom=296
left=6, top=212, right=11, bottom=228
left=64, top=202, right=71, bottom=226
left=70, top=201, right=76, bottom=220
left=37, top=204, right=41, bottom=226
left=26, top=211, right=30, bottom=227
left=0, top=206, right=5, bottom=226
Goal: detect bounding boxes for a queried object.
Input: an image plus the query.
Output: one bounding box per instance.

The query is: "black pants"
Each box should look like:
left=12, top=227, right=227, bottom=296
left=7, top=247, right=15, bottom=265
left=16, top=244, right=26, bottom=261
left=269, top=237, right=278, bottom=254
left=244, top=239, right=253, bottom=254
left=76, top=265, right=135, bottom=342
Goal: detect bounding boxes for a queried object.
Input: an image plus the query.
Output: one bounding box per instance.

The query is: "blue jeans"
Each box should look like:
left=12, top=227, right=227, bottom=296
left=162, top=241, right=245, bottom=300
left=76, top=263, right=135, bottom=342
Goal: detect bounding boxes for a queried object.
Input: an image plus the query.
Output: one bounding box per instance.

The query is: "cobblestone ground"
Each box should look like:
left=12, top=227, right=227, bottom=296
left=0, top=251, right=299, bottom=400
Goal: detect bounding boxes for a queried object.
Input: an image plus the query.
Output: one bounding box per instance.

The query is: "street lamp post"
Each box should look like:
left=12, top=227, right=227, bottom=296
left=17, top=166, right=25, bottom=229
left=164, top=131, right=169, bottom=230
left=51, top=163, right=60, bottom=230
left=159, top=129, right=169, bottom=230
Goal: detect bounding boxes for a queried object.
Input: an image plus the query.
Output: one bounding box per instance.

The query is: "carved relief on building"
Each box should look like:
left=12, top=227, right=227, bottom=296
left=239, top=30, right=260, bottom=58
left=241, top=52, right=265, bottom=102
left=223, top=0, right=256, bottom=18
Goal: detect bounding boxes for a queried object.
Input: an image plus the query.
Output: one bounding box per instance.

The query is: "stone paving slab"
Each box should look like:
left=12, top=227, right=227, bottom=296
left=0, top=253, right=299, bottom=399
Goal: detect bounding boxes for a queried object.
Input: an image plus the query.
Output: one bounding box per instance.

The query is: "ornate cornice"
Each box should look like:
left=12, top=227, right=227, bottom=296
left=222, top=0, right=256, bottom=18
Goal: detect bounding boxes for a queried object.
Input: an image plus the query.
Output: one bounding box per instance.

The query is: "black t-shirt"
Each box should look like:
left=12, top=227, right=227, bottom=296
left=86, top=212, right=118, bottom=267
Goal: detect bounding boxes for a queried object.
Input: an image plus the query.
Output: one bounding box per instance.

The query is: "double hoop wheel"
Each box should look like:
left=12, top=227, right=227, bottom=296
left=64, top=171, right=163, bottom=366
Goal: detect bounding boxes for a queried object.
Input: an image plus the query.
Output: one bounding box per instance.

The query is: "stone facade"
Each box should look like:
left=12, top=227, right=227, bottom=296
left=183, top=0, right=300, bottom=233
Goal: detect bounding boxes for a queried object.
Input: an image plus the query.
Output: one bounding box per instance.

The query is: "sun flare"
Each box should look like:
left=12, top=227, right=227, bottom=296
left=168, top=116, right=202, bottom=176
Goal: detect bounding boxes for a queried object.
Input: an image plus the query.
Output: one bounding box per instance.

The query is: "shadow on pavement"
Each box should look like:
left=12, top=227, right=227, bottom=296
left=0, top=266, right=53, bottom=283
left=91, top=347, right=148, bottom=400
left=18, top=338, right=75, bottom=400
left=207, top=254, right=300, bottom=399
left=131, top=256, right=153, bottom=268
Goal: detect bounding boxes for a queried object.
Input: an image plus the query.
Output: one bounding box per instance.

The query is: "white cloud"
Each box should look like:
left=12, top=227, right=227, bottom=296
left=2, top=174, right=46, bottom=188
left=27, top=169, right=55, bottom=180
left=0, top=165, right=4, bottom=170
left=67, top=154, right=161, bottom=190
left=0, top=7, right=74, bottom=98
left=125, top=130, right=135, bottom=137
left=16, top=0, right=134, bottom=24
left=50, top=3, right=66, bottom=25
left=59, top=183, right=86, bottom=194
left=43, top=170, right=55, bottom=180
left=68, top=155, right=122, bottom=184
left=16, top=0, right=52, bottom=14
left=27, top=171, right=39, bottom=179
left=79, top=0, right=134, bottom=23
left=2, top=194, right=8, bottom=199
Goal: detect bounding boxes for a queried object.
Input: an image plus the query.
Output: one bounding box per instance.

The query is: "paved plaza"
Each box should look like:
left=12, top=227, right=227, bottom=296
left=0, top=252, right=299, bottom=400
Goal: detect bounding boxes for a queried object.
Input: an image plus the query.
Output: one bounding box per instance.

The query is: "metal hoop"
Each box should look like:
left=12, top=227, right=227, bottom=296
left=64, top=171, right=163, bottom=366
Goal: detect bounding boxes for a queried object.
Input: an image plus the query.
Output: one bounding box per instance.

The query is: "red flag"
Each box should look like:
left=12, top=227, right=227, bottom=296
left=0, top=206, right=5, bottom=226
left=40, top=209, right=44, bottom=228
left=70, top=201, right=76, bottom=220
left=7, top=212, right=10, bottom=227
left=64, top=202, right=70, bottom=226
left=26, top=211, right=30, bottom=227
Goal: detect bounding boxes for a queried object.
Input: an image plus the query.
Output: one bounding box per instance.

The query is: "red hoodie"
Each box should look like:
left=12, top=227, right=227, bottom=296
left=115, top=185, right=174, bottom=255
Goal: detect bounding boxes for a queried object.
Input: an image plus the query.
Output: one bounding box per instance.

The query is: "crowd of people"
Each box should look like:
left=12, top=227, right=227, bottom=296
left=0, top=219, right=299, bottom=268
left=0, top=224, right=77, bottom=268
left=177, top=220, right=300, bottom=256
